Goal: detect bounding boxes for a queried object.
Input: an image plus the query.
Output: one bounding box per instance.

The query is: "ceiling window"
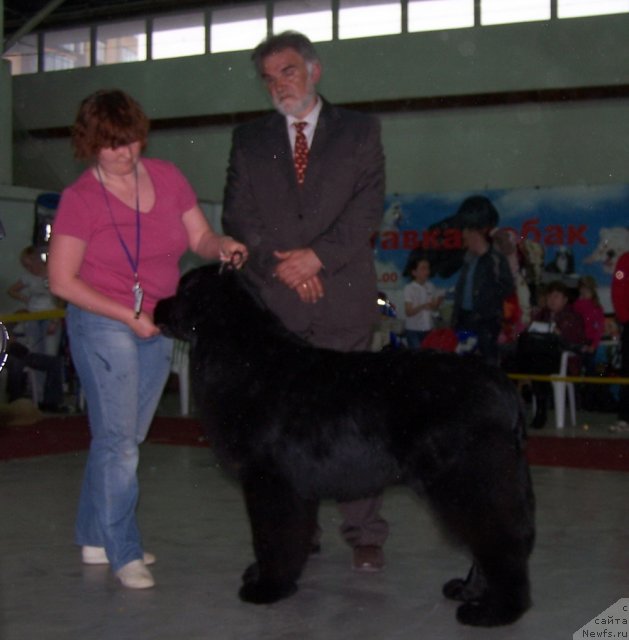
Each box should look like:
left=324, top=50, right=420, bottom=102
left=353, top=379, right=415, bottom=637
left=4, top=35, right=39, bottom=75
left=43, top=27, right=90, bottom=71
left=273, top=0, right=333, bottom=42
left=558, top=0, right=629, bottom=18
left=408, top=0, right=474, bottom=32
left=339, top=0, right=402, bottom=39
left=153, top=12, right=206, bottom=59
left=96, top=20, right=146, bottom=65
left=481, top=0, right=550, bottom=26
left=211, top=5, right=267, bottom=53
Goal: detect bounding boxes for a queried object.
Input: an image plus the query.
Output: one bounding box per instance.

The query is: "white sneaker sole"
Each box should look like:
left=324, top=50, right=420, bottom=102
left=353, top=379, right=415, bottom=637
left=82, top=546, right=156, bottom=566
left=115, top=560, right=155, bottom=589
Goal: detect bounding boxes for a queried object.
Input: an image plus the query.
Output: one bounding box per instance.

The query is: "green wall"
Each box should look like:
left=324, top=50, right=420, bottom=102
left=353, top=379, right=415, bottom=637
left=3, top=13, right=629, bottom=310
left=8, top=14, right=629, bottom=201
left=1, top=60, right=11, bottom=185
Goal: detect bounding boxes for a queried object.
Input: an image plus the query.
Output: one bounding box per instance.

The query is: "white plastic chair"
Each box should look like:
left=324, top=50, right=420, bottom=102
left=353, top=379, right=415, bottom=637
left=550, top=351, right=577, bottom=429
left=170, top=340, right=191, bottom=416
left=25, top=367, right=40, bottom=404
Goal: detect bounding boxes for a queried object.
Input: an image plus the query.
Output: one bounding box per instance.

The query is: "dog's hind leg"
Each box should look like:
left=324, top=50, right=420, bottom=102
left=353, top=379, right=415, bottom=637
left=448, top=543, right=532, bottom=627
left=238, top=464, right=318, bottom=604
left=423, top=449, right=535, bottom=626
left=442, top=562, right=487, bottom=602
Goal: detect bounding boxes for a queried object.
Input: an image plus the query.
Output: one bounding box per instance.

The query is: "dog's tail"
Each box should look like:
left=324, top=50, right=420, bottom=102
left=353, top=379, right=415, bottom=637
left=497, top=371, right=528, bottom=447
left=516, top=396, right=528, bottom=445
left=510, top=380, right=528, bottom=447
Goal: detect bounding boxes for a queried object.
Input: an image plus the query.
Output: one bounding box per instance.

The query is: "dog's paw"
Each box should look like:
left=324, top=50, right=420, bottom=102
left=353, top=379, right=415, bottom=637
left=443, top=577, right=468, bottom=601
left=242, top=562, right=259, bottom=584
left=456, top=599, right=528, bottom=627
left=238, top=580, right=298, bottom=605
left=443, top=577, right=486, bottom=602
left=443, top=566, right=487, bottom=602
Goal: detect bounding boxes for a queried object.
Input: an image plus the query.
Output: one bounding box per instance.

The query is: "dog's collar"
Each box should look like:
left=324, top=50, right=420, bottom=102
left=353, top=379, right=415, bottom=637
left=219, top=251, right=245, bottom=275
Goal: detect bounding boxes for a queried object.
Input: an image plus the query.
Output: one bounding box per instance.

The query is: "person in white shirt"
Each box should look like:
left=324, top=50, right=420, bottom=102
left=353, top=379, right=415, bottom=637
left=8, top=245, right=61, bottom=355
left=403, top=256, right=443, bottom=348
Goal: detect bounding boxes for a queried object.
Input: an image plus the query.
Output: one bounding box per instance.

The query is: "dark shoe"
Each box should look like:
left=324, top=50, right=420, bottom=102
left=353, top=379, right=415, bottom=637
left=352, top=546, right=384, bottom=572
left=309, top=543, right=321, bottom=555
left=7, top=341, right=30, bottom=359
left=38, top=403, right=70, bottom=414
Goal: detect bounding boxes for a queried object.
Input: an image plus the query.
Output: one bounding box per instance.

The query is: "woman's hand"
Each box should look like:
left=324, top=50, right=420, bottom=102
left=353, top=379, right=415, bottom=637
left=127, top=312, right=161, bottom=339
left=218, top=236, right=248, bottom=266
left=182, top=206, right=248, bottom=265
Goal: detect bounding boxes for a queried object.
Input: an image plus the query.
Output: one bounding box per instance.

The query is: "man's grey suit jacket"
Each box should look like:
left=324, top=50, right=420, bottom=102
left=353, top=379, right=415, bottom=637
left=222, top=99, right=385, bottom=343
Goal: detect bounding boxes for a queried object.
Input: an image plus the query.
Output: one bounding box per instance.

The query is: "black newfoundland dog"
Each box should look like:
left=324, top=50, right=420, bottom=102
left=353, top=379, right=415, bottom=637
left=155, top=264, right=535, bottom=627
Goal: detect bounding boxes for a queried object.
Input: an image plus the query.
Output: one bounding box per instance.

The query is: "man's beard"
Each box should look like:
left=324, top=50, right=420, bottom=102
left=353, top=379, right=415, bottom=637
left=273, top=89, right=317, bottom=118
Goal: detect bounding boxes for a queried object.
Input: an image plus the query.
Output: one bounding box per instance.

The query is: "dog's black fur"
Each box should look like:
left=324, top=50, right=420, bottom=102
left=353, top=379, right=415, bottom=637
left=155, top=264, right=535, bottom=627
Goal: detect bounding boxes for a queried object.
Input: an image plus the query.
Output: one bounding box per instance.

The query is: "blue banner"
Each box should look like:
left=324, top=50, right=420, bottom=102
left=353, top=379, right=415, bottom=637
left=374, top=184, right=629, bottom=317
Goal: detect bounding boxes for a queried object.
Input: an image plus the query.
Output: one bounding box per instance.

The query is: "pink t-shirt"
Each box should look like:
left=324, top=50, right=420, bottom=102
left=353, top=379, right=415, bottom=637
left=573, top=297, right=605, bottom=349
left=53, top=158, right=197, bottom=314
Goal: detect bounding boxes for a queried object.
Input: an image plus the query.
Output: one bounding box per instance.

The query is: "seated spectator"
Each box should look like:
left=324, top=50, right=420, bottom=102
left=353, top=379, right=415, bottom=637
left=7, top=245, right=62, bottom=356
left=573, top=276, right=605, bottom=369
left=517, top=280, right=587, bottom=428
left=573, top=276, right=606, bottom=410
left=5, top=336, right=67, bottom=413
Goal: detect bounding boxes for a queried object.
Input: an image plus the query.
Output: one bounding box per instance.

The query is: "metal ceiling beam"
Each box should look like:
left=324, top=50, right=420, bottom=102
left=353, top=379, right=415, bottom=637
left=3, top=0, right=67, bottom=53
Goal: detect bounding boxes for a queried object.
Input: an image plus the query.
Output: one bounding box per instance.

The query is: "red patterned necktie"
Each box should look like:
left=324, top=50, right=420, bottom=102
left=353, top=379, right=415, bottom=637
left=293, top=121, right=308, bottom=186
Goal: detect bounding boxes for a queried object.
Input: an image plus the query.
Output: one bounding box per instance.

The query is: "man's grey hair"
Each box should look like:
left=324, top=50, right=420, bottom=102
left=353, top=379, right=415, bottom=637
left=251, top=31, right=320, bottom=75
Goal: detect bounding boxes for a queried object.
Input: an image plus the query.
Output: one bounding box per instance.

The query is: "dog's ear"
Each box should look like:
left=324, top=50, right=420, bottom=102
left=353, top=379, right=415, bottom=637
left=154, top=297, right=180, bottom=338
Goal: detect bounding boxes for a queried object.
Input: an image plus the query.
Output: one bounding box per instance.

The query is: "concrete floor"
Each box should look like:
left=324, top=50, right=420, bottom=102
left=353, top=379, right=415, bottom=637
left=1, top=399, right=628, bottom=640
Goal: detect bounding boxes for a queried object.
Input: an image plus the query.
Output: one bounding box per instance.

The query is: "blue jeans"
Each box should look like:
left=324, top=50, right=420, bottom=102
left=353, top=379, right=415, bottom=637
left=405, top=329, right=429, bottom=349
left=66, top=305, right=172, bottom=571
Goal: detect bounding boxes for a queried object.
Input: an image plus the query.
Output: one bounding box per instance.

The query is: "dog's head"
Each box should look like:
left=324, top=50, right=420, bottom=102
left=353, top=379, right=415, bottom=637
left=155, top=263, right=241, bottom=340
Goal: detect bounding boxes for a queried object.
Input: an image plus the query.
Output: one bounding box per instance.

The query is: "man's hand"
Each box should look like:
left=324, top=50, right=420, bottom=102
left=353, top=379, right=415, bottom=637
left=274, top=249, right=324, bottom=303
left=273, top=248, right=322, bottom=286
left=295, top=275, right=324, bottom=303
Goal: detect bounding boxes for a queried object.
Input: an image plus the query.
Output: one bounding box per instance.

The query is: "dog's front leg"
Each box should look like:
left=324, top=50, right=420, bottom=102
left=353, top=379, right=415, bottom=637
left=239, top=464, right=317, bottom=604
left=443, top=562, right=488, bottom=602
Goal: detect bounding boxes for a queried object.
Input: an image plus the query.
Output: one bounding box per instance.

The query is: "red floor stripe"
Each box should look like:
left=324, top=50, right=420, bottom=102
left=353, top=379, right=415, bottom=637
left=1, top=416, right=628, bottom=472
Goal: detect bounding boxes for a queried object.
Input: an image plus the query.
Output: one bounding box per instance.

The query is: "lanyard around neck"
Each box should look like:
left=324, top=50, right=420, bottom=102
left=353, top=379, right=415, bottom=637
left=96, top=165, right=144, bottom=319
left=96, top=165, right=141, bottom=279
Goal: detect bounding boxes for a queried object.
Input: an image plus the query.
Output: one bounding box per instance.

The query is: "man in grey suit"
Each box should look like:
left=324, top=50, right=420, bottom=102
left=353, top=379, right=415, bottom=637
left=222, top=31, right=388, bottom=571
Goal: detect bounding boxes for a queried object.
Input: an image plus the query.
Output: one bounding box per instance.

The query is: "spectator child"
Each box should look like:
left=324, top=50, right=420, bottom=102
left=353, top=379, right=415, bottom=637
left=573, top=276, right=605, bottom=373
left=403, top=257, right=442, bottom=349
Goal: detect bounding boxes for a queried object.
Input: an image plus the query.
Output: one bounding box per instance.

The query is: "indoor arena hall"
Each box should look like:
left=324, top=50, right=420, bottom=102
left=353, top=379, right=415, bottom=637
left=2, top=1, right=629, bottom=639
left=1, top=387, right=627, bottom=640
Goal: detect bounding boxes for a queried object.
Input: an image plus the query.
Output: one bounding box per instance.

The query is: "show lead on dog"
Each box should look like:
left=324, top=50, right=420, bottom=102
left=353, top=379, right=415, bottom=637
left=48, top=89, right=247, bottom=590
left=222, top=31, right=389, bottom=571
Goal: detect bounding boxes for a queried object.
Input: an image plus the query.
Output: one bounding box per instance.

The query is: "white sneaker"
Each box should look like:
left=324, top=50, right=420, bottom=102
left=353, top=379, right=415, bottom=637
left=82, top=545, right=156, bottom=566
left=115, top=560, right=155, bottom=589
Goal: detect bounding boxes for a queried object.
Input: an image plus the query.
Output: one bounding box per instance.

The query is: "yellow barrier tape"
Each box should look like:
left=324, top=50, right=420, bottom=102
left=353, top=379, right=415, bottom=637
left=1, top=309, right=626, bottom=388
left=0, top=309, right=66, bottom=323
left=508, top=373, right=629, bottom=385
